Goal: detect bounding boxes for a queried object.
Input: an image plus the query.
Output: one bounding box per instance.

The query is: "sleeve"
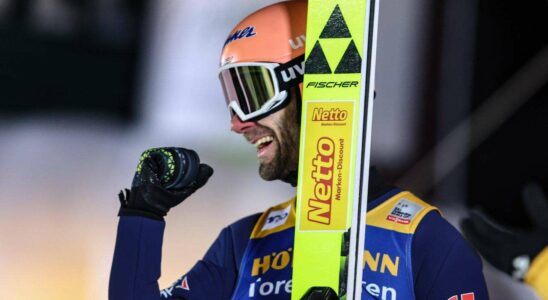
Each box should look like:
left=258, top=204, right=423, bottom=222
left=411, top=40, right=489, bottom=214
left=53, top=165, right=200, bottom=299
left=158, top=226, right=240, bottom=299
left=109, top=216, right=166, bottom=300
left=412, top=211, right=490, bottom=300
left=160, top=213, right=260, bottom=299
left=109, top=214, right=259, bottom=300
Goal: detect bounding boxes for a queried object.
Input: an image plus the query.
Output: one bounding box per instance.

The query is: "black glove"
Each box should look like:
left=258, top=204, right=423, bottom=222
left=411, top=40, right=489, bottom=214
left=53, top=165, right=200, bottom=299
left=461, top=182, right=548, bottom=280
left=118, top=147, right=213, bottom=220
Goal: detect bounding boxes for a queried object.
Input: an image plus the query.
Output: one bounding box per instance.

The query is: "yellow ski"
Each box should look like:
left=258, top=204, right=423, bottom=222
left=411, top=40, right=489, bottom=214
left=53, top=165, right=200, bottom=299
left=292, top=0, right=380, bottom=299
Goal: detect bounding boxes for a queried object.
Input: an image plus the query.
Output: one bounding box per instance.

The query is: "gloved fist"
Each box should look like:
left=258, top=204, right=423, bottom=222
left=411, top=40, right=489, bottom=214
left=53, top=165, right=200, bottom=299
left=118, top=147, right=214, bottom=220
left=461, top=182, right=548, bottom=280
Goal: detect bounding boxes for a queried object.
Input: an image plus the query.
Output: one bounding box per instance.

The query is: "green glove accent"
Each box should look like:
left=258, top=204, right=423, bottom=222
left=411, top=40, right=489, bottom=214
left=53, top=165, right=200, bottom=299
left=118, top=147, right=213, bottom=220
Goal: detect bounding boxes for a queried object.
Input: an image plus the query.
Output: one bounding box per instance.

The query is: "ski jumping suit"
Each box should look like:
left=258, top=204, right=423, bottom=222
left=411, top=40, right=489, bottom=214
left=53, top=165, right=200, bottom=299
left=110, top=174, right=489, bottom=299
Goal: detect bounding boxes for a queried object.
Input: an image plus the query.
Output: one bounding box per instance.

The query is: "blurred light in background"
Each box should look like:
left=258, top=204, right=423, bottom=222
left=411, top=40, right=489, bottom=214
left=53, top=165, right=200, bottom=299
left=0, top=0, right=146, bottom=119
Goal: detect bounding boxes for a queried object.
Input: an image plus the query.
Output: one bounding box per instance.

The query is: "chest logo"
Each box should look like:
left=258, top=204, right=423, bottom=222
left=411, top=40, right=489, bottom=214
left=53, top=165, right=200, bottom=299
left=262, top=206, right=291, bottom=231
left=386, top=199, right=423, bottom=225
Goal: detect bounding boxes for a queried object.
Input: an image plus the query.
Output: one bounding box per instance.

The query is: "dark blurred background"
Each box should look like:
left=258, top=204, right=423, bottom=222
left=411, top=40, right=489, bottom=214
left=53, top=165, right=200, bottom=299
left=0, top=0, right=147, bottom=118
left=0, top=0, right=546, bottom=299
left=468, top=0, right=548, bottom=227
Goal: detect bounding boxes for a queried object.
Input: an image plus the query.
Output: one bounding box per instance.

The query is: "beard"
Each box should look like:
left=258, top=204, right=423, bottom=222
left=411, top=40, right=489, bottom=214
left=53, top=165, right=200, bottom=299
left=258, top=98, right=300, bottom=183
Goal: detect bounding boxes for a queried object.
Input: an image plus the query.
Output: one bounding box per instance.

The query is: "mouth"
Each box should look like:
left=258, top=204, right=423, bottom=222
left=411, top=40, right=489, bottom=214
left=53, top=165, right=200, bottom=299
left=253, top=135, right=274, bottom=158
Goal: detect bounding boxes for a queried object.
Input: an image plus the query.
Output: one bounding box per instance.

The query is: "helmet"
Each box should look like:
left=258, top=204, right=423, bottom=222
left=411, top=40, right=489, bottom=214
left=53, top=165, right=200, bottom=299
left=220, top=0, right=307, bottom=65
left=218, top=0, right=307, bottom=121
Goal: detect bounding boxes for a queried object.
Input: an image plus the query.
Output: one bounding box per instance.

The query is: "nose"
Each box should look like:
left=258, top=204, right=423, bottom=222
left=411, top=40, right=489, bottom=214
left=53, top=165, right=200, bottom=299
left=231, top=115, right=257, bottom=133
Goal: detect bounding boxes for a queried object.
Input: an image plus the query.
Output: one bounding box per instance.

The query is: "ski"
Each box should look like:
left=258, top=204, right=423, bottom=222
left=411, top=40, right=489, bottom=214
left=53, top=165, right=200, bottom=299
left=292, top=0, right=380, bottom=299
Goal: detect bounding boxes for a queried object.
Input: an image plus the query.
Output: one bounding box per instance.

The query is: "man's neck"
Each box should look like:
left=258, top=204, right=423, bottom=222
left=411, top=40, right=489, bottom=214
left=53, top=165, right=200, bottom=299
left=282, top=170, right=298, bottom=187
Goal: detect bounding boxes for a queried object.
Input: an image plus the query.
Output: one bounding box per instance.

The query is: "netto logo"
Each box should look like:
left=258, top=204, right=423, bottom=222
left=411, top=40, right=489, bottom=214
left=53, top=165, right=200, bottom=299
left=305, top=5, right=362, bottom=74
left=225, top=26, right=257, bottom=46
left=312, top=108, right=348, bottom=121
left=307, top=137, right=335, bottom=225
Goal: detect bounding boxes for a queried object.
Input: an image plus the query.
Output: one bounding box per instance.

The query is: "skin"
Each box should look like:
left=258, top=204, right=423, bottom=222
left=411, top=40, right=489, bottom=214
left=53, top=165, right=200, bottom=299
left=231, top=89, right=301, bottom=183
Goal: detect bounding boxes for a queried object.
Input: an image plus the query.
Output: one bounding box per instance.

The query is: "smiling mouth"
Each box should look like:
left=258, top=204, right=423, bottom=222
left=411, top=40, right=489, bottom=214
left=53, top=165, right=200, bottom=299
left=253, top=136, right=274, bottom=157
left=254, top=136, right=273, bottom=148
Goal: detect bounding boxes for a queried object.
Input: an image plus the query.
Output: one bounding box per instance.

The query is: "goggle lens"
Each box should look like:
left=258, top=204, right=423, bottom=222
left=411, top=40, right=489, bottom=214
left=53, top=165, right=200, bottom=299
left=218, top=55, right=304, bottom=121
left=219, top=65, right=276, bottom=116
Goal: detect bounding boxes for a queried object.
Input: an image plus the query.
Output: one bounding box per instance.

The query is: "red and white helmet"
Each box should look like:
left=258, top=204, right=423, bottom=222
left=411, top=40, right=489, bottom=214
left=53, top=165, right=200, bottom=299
left=218, top=0, right=307, bottom=121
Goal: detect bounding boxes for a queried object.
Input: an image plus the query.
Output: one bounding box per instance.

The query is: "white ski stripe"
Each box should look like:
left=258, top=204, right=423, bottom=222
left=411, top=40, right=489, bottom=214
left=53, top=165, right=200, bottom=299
left=347, top=0, right=380, bottom=299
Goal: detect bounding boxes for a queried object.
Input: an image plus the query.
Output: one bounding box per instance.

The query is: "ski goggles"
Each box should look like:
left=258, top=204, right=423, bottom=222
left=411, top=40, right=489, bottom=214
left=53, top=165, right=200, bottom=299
left=218, top=55, right=304, bottom=121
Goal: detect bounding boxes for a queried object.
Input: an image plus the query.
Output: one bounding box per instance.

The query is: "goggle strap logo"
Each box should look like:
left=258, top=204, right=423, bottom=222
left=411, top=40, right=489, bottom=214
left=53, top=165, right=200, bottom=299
left=275, top=55, right=305, bottom=91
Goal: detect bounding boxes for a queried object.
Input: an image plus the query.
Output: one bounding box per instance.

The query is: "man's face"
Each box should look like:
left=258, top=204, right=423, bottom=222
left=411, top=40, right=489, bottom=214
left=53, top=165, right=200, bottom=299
left=231, top=91, right=300, bottom=182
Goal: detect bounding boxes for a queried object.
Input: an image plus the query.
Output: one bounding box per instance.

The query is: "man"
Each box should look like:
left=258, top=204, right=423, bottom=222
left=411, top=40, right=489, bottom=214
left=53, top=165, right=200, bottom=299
left=109, top=1, right=489, bottom=299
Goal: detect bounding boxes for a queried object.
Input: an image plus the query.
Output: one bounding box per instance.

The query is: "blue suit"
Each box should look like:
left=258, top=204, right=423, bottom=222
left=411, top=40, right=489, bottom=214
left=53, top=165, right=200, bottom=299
left=110, top=177, right=488, bottom=299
